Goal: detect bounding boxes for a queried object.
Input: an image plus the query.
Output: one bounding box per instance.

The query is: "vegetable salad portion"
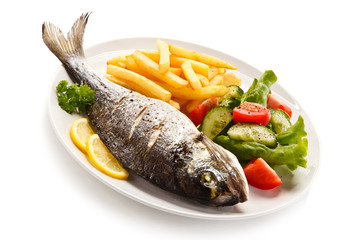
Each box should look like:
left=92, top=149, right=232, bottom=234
left=191, top=70, right=308, bottom=190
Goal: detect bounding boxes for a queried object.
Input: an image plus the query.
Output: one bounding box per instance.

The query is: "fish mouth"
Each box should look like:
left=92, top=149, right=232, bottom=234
left=209, top=172, right=248, bottom=206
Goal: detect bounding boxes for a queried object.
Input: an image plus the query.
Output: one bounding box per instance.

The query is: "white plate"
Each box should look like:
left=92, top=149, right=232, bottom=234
left=48, top=37, right=320, bottom=220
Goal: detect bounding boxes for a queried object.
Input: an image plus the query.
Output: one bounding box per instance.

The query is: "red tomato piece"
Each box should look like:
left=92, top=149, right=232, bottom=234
left=189, top=98, right=218, bottom=126
left=233, top=102, right=271, bottom=126
left=267, top=94, right=292, bottom=117
left=243, top=158, right=282, bottom=190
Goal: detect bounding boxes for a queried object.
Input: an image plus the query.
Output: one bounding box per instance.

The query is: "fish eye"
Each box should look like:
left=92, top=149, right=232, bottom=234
left=200, top=171, right=218, bottom=188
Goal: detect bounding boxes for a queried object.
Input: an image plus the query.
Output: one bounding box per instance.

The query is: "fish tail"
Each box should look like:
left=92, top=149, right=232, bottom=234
left=42, top=12, right=91, bottom=63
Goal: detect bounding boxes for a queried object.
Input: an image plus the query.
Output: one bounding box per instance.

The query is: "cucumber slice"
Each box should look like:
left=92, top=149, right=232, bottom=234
left=269, top=108, right=291, bottom=134
left=218, top=85, right=243, bottom=109
left=227, top=122, right=277, bottom=147
left=199, top=107, right=233, bottom=140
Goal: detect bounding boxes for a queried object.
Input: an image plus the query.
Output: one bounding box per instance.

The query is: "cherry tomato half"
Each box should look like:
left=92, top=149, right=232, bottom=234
left=233, top=102, right=271, bottom=126
left=267, top=94, right=292, bottom=117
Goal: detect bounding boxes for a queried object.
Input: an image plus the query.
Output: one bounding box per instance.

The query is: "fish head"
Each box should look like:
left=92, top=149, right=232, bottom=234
left=180, top=133, right=248, bottom=206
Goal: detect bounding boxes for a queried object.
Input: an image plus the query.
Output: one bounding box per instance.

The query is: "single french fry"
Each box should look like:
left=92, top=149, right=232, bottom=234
left=157, top=40, right=170, bottom=73
left=140, top=50, right=160, bottom=62
left=170, top=56, right=209, bottom=77
left=124, top=55, right=157, bottom=81
left=169, top=67, right=182, bottom=76
left=113, top=61, right=127, bottom=68
left=208, top=66, right=219, bottom=80
left=209, top=74, right=224, bottom=85
left=107, top=55, right=128, bottom=65
left=168, top=99, right=180, bottom=110
left=181, top=61, right=202, bottom=89
left=107, top=64, right=171, bottom=102
left=196, top=73, right=209, bottom=87
left=186, top=99, right=206, bottom=113
left=222, top=72, right=242, bottom=86
left=105, top=75, right=158, bottom=99
left=132, top=50, right=188, bottom=88
left=156, top=82, right=229, bottom=100
left=169, top=44, right=237, bottom=70
left=140, top=50, right=209, bottom=77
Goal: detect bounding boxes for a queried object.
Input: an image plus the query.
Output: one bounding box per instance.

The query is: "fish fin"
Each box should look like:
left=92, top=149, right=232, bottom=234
left=42, top=12, right=91, bottom=62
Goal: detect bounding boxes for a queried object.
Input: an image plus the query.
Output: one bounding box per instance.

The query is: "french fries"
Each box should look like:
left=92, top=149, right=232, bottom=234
left=106, top=64, right=171, bottom=102
left=181, top=61, right=201, bottom=89
left=169, top=44, right=237, bottom=70
left=132, top=50, right=189, bottom=88
left=196, top=73, right=209, bottom=87
left=104, top=39, right=240, bottom=114
left=157, top=40, right=170, bottom=73
left=141, top=50, right=209, bottom=77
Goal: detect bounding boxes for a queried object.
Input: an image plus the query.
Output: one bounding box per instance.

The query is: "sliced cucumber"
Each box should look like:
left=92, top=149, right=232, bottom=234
left=269, top=108, right=291, bottom=134
left=218, top=85, right=243, bottom=109
left=227, top=122, right=277, bottom=147
left=199, top=107, right=233, bottom=140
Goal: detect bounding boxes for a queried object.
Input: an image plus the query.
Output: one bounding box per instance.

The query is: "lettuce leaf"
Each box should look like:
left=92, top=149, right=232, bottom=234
left=214, top=115, right=308, bottom=169
left=241, top=70, right=277, bottom=106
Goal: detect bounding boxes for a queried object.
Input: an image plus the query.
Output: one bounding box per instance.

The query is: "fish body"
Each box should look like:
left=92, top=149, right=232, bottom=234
left=42, top=13, right=248, bottom=206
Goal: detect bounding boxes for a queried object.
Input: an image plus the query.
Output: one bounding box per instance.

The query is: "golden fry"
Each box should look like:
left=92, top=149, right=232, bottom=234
left=140, top=50, right=160, bottom=61
left=169, top=44, right=237, bottom=70
left=124, top=55, right=157, bottom=81
left=132, top=51, right=188, bottom=88
left=170, top=56, right=209, bottom=77
left=107, top=55, right=128, bottom=65
left=105, top=75, right=158, bottom=99
left=107, top=64, right=171, bottom=102
left=157, top=39, right=170, bottom=73
left=156, top=82, right=229, bottom=100
left=169, top=67, right=182, bottom=76
left=196, top=73, right=209, bottom=87
left=181, top=61, right=202, bottom=89
left=140, top=50, right=209, bottom=77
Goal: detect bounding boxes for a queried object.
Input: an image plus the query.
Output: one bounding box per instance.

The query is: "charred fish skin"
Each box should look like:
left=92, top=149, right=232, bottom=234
left=42, top=13, right=248, bottom=206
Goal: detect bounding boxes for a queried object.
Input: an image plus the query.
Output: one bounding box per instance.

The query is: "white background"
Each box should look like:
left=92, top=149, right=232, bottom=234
left=1, top=0, right=359, bottom=239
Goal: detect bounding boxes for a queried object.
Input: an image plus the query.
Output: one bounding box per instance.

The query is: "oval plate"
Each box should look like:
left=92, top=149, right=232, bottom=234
left=48, top=37, right=320, bottom=220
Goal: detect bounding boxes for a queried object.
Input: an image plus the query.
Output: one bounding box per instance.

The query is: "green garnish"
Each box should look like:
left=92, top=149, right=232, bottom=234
left=56, top=80, right=95, bottom=114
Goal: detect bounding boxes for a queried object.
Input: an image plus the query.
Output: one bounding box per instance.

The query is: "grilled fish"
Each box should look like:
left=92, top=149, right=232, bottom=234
left=42, top=13, right=248, bottom=206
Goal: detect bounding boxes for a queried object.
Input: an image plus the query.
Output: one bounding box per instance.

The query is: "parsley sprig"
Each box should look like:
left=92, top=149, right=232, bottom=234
left=56, top=80, right=95, bottom=114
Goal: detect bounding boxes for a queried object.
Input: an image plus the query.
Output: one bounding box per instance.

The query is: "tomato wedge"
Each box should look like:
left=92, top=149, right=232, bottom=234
left=233, top=102, right=271, bottom=126
left=189, top=98, right=218, bottom=126
left=267, top=94, right=292, bottom=117
left=243, top=158, right=282, bottom=190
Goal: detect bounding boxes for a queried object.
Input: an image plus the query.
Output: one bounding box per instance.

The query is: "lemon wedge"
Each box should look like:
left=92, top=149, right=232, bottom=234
left=70, top=118, right=95, bottom=153
left=87, top=134, right=129, bottom=179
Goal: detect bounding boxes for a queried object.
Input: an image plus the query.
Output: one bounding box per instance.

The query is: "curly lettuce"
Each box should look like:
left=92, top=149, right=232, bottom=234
left=241, top=70, right=277, bottom=106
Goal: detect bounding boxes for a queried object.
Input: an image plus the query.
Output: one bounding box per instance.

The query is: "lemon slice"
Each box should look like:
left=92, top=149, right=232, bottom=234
left=70, top=118, right=95, bottom=153
left=87, top=134, right=129, bottom=179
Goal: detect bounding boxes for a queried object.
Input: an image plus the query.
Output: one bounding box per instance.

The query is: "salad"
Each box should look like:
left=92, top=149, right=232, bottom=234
left=190, top=70, right=308, bottom=190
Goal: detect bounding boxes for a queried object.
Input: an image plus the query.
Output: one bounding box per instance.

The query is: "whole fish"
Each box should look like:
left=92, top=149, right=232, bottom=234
left=42, top=13, right=248, bottom=206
